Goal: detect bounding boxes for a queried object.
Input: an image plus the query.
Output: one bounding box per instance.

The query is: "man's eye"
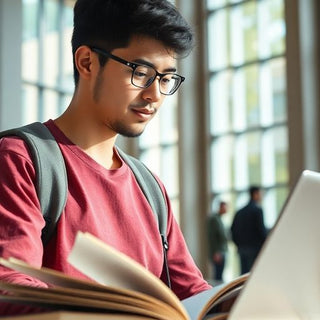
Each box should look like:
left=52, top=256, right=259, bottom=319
left=134, top=66, right=152, bottom=78
left=161, top=77, right=171, bottom=84
left=134, top=70, right=148, bottom=78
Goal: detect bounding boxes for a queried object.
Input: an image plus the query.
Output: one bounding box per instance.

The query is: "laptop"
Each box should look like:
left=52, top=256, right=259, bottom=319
left=228, top=170, right=320, bottom=319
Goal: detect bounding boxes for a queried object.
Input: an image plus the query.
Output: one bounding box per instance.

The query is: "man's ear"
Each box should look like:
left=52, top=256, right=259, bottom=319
left=74, top=46, right=94, bottom=80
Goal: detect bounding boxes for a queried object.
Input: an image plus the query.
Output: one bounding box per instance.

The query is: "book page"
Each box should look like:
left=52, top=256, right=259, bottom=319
left=0, top=260, right=183, bottom=320
left=67, top=232, right=188, bottom=318
left=182, top=274, right=247, bottom=320
left=0, top=258, right=180, bottom=319
left=0, top=311, right=155, bottom=320
left=0, top=257, right=131, bottom=294
left=0, top=280, right=176, bottom=317
left=182, top=286, right=224, bottom=320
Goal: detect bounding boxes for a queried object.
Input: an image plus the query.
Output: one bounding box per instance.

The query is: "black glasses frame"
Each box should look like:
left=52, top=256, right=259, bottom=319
left=90, top=47, right=185, bottom=95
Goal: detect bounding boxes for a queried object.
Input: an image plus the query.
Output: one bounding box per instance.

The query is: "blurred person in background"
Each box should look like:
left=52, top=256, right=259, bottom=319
left=231, top=186, right=267, bottom=274
left=208, top=201, right=229, bottom=283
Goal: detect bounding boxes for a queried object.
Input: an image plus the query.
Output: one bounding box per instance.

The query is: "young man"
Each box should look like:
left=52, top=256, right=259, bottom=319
left=0, top=0, right=211, bottom=315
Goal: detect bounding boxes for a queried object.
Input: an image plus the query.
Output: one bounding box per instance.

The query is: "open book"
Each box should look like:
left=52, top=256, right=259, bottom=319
left=0, top=231, right=247, bottom=320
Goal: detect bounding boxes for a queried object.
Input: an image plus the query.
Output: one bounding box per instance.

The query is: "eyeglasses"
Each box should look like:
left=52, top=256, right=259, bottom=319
left=90, top=47, right=185, bottom=96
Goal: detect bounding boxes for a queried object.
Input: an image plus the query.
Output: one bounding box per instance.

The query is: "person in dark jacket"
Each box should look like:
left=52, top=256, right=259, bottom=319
left=231, top=186, right=267, bottom=274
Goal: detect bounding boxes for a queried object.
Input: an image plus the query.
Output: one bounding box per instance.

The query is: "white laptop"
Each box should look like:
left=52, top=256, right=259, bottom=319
left=228, top=170, right=320, bottom=320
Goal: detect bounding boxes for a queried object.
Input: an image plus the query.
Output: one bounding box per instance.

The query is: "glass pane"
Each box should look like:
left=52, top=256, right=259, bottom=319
left=273, top=126, right=288, bottom=183
left=207, top=10, right=229, bottom=70
left=263, top=186, right=288, bottom=228
left=43, top=0, right=59, bottom=86
left=62, top=94, right=73, bottom=110
left=247, top=131, right=261, bottom=185
left=242, top=1, right=258, bottom=62
left=259, top=57, right=286, bottom=126
left=161, top=146, right=179, bottom=197
left=207, top=0, right=242, bottom=10
left=209, top=71, right=232, bottom=135
left=232, top=70, right=246, bottom=132
left=22, top=84, right=39, bottom=123
left=62, top=4, right=74, bottom=91
left=211, top=135, right=234, bottom=192
left=260, top=126, right=288, bottom=185
left=170, top=198, right=180, bottom=222
left=234, top=190, right=249, bottom=212
left=244, top=64, right=259, bottom=127
left=139, top=95, right=177, bottom=147
left=140, top=148, right=161, bottom=177
left=261, top=129, right=276, bottom=186
left=234, top=134, right=248, bottom=189
left=259, top=61, right=274, bottom=126
left=207, top=0, right=228, bottom=10
left=230, top=5, right=244, bottom=65
left=271, top=58, right=287, bottom=122
left=22, top=0, right=39, bottom=82
left=258, top=0, right=286, bottom=58
left=275, top=186, right=289, bottom=216
left=43, top=89, right=59, bottom=120
left=268, top=0, right=286, bottom=55
left=159, top=95, right=178, bottom=144
left=139, top=115, right=161, bottom=148
left=140, top=146, right=179, bottom=216
left=262, top=188, right=276, bottom=228
left=230, top=1, right=258, bottom=65
left=23, top=0, right=38, bottom=41
left=44, top=0, right=59, bottom=33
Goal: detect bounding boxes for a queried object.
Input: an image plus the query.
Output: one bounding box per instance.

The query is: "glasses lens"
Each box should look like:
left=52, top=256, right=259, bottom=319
left=160, top=74, right=182, bottom=95
left=132, top=65, right=156, bottom=88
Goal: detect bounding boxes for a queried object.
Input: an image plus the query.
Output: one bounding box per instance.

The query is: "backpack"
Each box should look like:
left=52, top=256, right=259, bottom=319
left=0, top=122, right=171, bottom=287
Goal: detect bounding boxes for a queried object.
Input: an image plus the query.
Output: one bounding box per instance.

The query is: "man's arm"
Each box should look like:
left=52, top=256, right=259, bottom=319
left=0, top=137, right=46, bottom=285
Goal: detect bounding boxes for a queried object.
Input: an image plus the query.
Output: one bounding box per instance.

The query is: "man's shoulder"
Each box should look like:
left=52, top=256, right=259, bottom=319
left=0, top=135, right=32, bottom=159
left=235, top=205, right=248, bottom=216
left=209, top=214, right=221, bottom=227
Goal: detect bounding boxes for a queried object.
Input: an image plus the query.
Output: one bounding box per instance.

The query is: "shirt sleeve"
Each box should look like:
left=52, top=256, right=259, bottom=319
left=0, top=137, right=47, bottom=285
left=0, top=137, right=51, bottom=315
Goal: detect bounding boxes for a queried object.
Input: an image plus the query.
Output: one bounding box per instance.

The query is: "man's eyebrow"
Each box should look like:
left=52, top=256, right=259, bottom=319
left=133, top=58, right=177, bottom=73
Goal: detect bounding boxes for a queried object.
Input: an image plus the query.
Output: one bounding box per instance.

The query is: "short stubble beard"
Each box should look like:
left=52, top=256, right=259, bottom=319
left=93, top=69, right=151, bottom=138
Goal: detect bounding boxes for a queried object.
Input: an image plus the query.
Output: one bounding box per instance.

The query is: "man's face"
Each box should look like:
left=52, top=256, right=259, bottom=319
left=253, top=190, right=262, bottom=203
left=220, top=203, right=227, bottom=215
left=89, top=35, right=178, bottom=138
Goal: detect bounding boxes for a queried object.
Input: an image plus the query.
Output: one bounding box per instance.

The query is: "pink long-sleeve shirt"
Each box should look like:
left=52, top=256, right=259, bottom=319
left=0, top=120, right=210, bottom=315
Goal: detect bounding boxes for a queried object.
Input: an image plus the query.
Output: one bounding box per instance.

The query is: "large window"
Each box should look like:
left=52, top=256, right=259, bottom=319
left=206, top=0, right=288, bottom=278
left=22, top=0, right=74, bottom=123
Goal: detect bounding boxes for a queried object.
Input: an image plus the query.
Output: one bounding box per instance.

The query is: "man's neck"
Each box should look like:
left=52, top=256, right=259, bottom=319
left=54, top=111, right=120, bottom=170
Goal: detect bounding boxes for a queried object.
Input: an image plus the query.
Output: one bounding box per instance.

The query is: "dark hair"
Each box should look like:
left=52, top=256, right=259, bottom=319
left=71, top=0, right=194, bottom=86
left=249, top=186, right=261, bottom=198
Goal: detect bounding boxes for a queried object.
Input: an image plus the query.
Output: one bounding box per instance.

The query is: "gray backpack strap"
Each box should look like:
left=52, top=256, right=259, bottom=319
left=0, top=122, right=68, bottom=245
left=116, top=147, right=171, bottom=288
